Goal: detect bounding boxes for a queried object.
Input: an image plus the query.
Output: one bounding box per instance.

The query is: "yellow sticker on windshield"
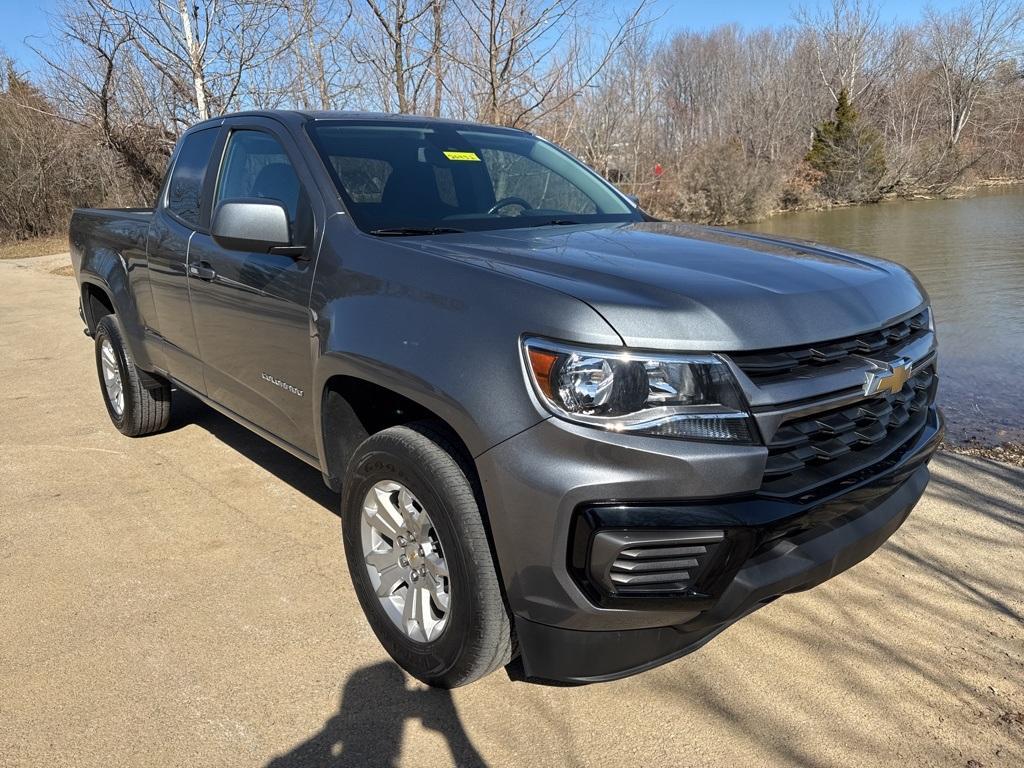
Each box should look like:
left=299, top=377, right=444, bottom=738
left=443, top=150, right=481, bottom=162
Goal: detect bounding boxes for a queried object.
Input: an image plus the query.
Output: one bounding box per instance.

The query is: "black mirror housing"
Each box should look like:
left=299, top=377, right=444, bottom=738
left=211, top=199, right=291, bottom=253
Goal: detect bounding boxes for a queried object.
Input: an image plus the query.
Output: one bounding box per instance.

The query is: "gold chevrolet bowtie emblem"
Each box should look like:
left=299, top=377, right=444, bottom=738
left=861, top=357, right=913, bottom=397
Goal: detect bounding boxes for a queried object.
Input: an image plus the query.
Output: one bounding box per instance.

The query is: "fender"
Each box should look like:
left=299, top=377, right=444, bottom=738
left=76, top=236, right=156, bottom=372
left=307, top=225, right=624, bottom=484
left=313, top=348, right=488, bottom=476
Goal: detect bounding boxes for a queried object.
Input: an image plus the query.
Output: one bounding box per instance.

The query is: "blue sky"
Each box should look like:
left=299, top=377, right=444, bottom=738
left=0, top=0, right=963, bottom=75
left=635, top=0, right=961, bottom=30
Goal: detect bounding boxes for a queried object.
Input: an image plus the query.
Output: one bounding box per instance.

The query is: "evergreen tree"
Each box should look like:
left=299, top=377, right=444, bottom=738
left=806, top=89, right=886, bottom=202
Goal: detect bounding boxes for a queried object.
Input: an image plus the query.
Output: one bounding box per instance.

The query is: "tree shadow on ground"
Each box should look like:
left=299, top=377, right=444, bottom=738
left=265, top=661, right=487, bottom=768
left=644, top=452, right=1024, bottom=765
left=169, top=389, right=338, bottom=513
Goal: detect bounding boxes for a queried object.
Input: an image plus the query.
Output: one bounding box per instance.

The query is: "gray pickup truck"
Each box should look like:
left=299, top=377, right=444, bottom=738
left=70, top=110, right=942, bottom=687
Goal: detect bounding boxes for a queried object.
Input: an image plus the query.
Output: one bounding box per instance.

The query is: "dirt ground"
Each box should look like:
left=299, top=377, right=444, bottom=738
left=2, top=252, right=1022, bottom=768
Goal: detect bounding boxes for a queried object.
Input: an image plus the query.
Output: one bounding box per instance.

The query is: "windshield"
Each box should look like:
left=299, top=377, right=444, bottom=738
left=307, top=120, right=641, bottom=234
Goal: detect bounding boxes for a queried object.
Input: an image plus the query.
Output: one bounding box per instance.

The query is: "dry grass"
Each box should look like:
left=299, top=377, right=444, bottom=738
left=0, top=236, right=68, bottom=260
left=50, top=264, right=75, bottom=277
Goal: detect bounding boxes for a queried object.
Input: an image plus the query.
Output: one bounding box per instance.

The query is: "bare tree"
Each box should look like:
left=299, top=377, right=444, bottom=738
left=36, top=0, right=174, bottom=189
left=174, top=0, right=207, bottom=116
left=923, top=0, right=1024, bottom=147
left=450, top=0, right=651, bottom=127
left=572, top=25, right=661, bottom=187
left=54, top=0, right=305, bottom=126
left=352, top=0, right=437, bottom=112
left=281, top=0, right=356, bottom=110
left=795, top=0, right=893, bottom=106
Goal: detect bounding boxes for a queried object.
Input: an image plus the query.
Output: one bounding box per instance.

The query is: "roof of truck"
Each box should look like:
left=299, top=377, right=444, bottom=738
left=189, top=110, right=530, bottom=134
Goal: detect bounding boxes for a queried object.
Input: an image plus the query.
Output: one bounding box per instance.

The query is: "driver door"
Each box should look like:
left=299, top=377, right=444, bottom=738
left=186, top=120, right=321, bottom=456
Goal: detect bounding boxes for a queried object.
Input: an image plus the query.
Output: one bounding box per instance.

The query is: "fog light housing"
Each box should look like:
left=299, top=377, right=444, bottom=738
left=589, top=529, right=725, bottom=595
left=569, top=505, right=759, bottom=608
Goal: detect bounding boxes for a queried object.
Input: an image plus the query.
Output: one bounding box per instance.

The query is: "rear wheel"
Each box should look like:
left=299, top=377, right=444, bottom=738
left=341, top=423, right=513, bottom=687
left=94, top=315, right=171, bottom=436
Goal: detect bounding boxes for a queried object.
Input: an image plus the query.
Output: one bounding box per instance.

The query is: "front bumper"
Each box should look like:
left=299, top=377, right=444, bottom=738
left=476, top=406, right=942, bottom=684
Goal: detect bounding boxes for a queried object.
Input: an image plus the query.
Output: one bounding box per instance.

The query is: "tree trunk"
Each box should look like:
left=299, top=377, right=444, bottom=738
left=431, top=0, right=443, bottom=116
left=177, top=0, right=209, bottom=119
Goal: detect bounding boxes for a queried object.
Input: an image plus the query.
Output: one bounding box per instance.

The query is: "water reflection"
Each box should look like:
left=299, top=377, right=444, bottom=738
left=741, top=185, right=1024, bottom=444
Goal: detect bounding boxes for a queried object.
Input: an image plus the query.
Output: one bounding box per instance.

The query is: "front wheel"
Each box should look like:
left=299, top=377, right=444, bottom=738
left=341, top=423, right=514, bottom=687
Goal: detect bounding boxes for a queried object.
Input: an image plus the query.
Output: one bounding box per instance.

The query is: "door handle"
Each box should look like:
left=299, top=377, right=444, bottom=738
left=188, top=262, right=216, bottom=281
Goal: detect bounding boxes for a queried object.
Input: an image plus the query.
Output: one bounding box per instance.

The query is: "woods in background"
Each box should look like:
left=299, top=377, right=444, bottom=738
left=1, top=0, right=1023, bottom=241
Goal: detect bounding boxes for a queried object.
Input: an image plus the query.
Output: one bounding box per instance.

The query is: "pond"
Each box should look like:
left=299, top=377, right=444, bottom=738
left=740, top=186, right=1024, bottom=445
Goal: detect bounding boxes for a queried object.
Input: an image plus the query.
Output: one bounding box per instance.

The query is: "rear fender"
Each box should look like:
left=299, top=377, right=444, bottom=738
left=77, top=247, right=154, bottom=372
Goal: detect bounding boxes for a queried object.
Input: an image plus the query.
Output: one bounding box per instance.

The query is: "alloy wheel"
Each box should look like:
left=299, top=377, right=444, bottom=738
left=360, top=480, right=451, bottom=643
left=100, top=337, right=124, bottom=417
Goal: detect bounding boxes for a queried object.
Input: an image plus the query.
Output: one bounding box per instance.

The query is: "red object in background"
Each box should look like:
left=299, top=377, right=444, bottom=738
left=654, top=163, right=664, bottom=177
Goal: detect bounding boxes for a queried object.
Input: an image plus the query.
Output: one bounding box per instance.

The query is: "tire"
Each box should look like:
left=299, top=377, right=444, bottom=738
left=341, top=422, right=514, bottom=688
left=94, top=314, right=171, bottom=437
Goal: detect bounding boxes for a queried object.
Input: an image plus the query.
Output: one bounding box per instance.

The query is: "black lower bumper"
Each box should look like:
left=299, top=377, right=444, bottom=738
left=515, top=408, right=942, bottom=684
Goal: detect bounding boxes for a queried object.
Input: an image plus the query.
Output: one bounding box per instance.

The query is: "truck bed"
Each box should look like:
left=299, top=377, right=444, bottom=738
left=69, top=207, right=154, bottom=278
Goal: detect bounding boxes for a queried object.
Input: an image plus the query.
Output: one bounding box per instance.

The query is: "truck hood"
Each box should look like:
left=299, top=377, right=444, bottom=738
left=409, top=221, right=927, bottom=350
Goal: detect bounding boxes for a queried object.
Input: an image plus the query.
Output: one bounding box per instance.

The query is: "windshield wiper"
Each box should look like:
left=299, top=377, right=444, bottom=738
left=530, top=219, right=580, bottom=227
left=368, top=226, right=465, bottom=236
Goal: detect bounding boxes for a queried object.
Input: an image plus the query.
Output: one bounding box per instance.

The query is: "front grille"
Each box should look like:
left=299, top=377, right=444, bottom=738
left=760, top=364, right=937, bottom=499
left=732, top=310, right=930, bottom=381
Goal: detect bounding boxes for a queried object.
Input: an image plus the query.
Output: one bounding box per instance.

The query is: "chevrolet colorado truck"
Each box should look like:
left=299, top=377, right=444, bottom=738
left=70, top=111, right=942, bottom=687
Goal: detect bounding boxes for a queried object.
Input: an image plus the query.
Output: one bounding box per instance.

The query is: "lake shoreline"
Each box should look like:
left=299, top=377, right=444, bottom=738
left=746, top=176, right=1024, bottom=224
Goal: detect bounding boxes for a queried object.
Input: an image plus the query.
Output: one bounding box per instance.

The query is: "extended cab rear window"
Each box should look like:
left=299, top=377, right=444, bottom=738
left=164, top=127, right=219, bottom=228
left=307, top=120, right=640, bottom=234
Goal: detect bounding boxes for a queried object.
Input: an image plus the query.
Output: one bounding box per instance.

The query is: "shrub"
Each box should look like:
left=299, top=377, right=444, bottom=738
left=0, top=60, right=135, bottom=242
left=652, top=141, right=787, bottom=225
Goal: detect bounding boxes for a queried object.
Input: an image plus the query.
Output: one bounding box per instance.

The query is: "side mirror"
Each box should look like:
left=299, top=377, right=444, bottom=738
left=211, top=198, right=292, bottom=253
left=625, top=194, right=640, bottom=207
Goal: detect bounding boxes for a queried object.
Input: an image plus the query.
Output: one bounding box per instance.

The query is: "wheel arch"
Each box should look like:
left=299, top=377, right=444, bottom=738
left=77, top=243, right=155, bottom=371
left=318, top=371, right=477, bottom=494
left=81, top=280, right=116, bottom=332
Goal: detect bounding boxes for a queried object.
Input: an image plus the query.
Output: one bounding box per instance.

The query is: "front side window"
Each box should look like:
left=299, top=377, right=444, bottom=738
left=308, top=121, right=639, bottom=233
left=216, top=130, right=306, bottom=233
left=165, top=127, right=219, bottom=227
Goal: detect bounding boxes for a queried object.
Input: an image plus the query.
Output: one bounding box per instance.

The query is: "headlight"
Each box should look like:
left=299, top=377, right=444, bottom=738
left=523, top=338, right=756, bottom=442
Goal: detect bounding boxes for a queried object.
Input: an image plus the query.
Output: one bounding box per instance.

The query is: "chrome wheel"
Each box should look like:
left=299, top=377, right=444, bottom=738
left=100, top=337, right=124, bottom=417
left=360, top=480, right=451, bottom=643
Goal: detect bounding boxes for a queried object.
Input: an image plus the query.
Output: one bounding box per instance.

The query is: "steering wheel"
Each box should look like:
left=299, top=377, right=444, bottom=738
left=488, top=196, right=534, bottom=215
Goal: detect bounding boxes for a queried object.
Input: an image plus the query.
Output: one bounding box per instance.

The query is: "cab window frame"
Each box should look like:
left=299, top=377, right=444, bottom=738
left=160, top=124, right=223, bottom=233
